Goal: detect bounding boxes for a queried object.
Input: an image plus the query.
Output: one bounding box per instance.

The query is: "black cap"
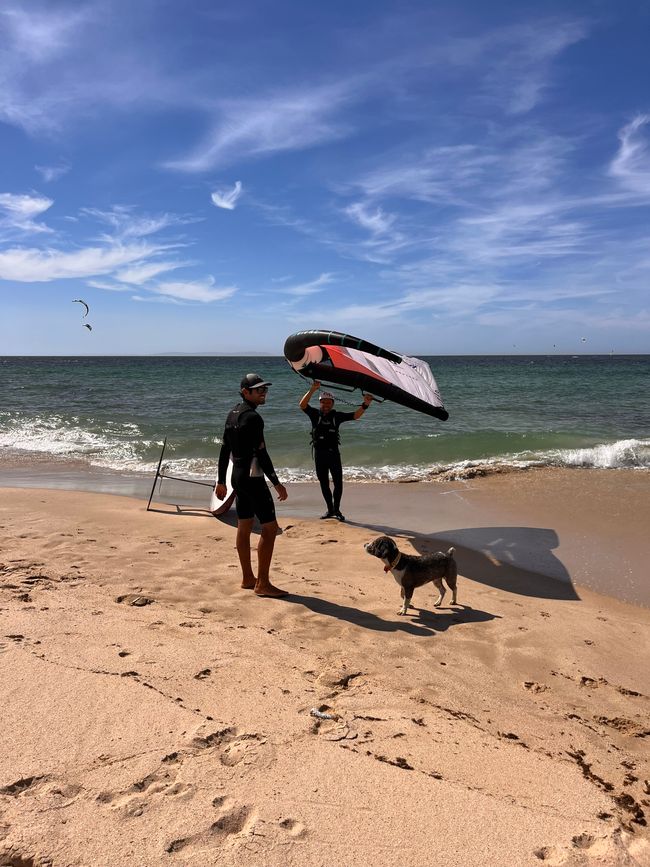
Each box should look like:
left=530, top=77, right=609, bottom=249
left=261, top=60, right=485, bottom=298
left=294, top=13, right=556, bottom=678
left=240, top=373, right=272, bottom=391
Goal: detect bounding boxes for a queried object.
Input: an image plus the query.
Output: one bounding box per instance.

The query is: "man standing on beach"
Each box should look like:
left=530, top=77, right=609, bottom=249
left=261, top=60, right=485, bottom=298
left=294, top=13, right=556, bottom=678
left=215, top=373, right=288, bottom=597
left=299, top=381, right=373, bottom=521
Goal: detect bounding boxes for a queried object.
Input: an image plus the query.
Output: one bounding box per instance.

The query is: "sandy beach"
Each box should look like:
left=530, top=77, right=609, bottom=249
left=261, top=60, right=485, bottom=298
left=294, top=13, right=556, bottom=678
left=1, top=471, right=649, bottom=866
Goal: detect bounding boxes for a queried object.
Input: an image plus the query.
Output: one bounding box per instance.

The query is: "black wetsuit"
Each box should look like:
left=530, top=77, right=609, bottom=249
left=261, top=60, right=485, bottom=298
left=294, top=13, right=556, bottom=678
left=217, top=400, right=279, bottom=524
left=303, top=405, right=355, bottom=514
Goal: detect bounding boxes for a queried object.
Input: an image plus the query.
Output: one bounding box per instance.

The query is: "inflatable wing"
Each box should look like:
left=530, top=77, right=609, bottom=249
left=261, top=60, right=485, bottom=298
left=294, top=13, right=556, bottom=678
left=283, top=330, right=448, bottom=421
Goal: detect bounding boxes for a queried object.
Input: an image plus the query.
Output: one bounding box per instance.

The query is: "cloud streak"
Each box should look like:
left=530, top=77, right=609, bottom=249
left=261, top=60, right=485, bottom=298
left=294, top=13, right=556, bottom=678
left=0, top=241, right=164, bottom=282
left=0, top=196, right=235, bottom=303
left=279, top=273, right=335, bottom=297
left=165, top=83, right=357, bottom=172
left=0, top=192, right=53, bottom=234
left=609, top=114, right=650, bottom=197
left=211, top=181, right=243, bottom=210
left=145, top=278, right=237, bottom=303
left=35, top=162, right=70, bottom=183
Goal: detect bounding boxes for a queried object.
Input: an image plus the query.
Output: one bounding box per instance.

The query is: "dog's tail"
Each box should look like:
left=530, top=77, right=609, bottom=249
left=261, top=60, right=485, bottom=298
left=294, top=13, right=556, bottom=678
left=446, top=547, right=457, bottom=591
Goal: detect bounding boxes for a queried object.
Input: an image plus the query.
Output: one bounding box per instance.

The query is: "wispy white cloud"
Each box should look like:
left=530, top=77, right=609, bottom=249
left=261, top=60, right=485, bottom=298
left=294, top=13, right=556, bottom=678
left=279, top=273, right=335, bottom=297
left=114, top=259, right=188, bottom=286
left=92, top=271, right=238, bottom=304
left=0, top=4, right=93, bottom=132
left=0, top=5, right=84, bottom=63
left=34, top=162, right=70, bottom=183
left=80, top=206, right=196, bottom=240
left=211, top=181, right=243, bottom=210
left=0, top=191, right=53, bottom=234
left=0, top=241, right=165, bottom=282
left=86, top=279, right=133, bottom=293
left=146, top=278, right=237, bottom=303
left=345, top=202, right=395, bottom=235
left=164, top=83, right=356, bottom=172
left=0, top=194, right=235, bottom=303
left=446, top=19, right=587, bottom=115
left=0, top=2, right=192, bottom=135
left=609, top=114, right=650, bottom=196
left=350, top=145, right=498, bottom=204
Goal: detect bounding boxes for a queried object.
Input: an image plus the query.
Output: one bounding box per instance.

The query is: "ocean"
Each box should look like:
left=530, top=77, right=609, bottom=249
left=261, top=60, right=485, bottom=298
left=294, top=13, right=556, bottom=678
left=1, top=355, right=649, bottom=490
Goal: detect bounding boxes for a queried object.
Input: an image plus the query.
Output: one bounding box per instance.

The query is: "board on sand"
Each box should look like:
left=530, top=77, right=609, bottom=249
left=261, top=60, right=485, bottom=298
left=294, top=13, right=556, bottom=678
left=210, top=458, right=235, bottom=516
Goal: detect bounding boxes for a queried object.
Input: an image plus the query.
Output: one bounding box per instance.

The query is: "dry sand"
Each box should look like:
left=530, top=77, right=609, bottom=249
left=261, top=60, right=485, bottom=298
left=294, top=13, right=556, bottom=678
left=1, top=473, right=649, bottom=866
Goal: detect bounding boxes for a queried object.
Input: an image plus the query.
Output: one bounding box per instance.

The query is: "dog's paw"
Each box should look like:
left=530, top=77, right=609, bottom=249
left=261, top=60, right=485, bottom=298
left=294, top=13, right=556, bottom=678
left=397, top=608, right=407, bottom=616
left=434, top=598, right=443, bottom=607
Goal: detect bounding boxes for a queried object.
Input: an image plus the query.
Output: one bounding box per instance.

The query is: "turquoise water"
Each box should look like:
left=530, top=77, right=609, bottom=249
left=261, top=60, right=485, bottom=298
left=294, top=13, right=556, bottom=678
left=1, top=355, right=649, bottom=482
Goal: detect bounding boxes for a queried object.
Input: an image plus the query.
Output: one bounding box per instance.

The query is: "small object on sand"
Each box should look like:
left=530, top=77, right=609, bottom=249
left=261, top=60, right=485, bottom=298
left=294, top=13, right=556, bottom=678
left=115, top=594, right=155, bottom=606
left=310, top=708, right=337, bottom=721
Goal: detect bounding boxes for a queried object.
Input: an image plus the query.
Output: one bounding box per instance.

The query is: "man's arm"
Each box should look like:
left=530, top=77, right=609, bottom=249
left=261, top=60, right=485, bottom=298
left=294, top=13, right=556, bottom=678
left=255, top=443, right=288, bottom=501
left=215, top=428, right=231, bottom=498
left=299, top=380, right=320, bottom=411
left=353, top=393, right=373, bottom=421
left=247, top=414, right=287, bottom=500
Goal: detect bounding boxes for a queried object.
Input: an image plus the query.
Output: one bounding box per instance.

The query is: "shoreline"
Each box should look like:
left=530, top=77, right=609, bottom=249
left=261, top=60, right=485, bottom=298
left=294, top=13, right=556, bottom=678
left=1, top=461, right=649, bottom=607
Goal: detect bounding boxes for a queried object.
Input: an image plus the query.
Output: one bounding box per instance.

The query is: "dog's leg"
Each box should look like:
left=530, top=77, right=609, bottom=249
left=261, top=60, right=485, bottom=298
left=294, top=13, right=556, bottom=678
left=399, top=595, right=411, bottom=616
left=446, top=558, right=458, bottom=605
left=433, top=578, right=445, bottom=608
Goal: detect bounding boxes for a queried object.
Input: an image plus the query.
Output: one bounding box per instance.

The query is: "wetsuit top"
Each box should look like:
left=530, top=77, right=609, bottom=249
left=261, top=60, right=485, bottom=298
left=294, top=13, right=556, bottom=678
left=302, top=405, right=355, bottom=452
left=217, top=400, right=279, bottom=486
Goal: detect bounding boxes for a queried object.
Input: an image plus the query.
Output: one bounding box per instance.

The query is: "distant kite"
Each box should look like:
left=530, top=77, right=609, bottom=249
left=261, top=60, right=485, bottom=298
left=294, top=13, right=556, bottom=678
left=83, top=323, right=92, bottom=331
left=581, top=337, right=587, bottom=342
left=73, top=299, right=89, bottom=317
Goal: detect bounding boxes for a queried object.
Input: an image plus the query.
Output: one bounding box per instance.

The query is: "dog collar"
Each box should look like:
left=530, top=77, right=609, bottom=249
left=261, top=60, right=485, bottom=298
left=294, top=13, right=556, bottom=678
left=384, top=552, right=402, bottom=572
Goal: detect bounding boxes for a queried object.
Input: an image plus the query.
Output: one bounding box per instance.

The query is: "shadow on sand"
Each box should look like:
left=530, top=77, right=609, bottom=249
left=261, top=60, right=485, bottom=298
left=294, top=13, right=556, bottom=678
left=149, top=500, right=579, bottom=604
left=284, top=593, right=497, bottom=636
left=352, top=521, right=579, bottom=602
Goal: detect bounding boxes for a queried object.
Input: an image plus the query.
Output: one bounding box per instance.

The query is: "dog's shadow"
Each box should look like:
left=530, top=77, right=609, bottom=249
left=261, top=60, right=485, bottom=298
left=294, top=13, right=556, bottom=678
left=285, top=594, right=496, bottom=636
left=352, top=522, right=579, bottom=601
left=409, top=602, right=494, bottom=631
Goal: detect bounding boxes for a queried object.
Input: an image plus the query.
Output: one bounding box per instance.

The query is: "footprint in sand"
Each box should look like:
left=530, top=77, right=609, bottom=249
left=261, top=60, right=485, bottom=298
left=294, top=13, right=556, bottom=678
left=0, top=843, right=54, bottom=866
left=0, top=775, right=49, bottom=797
left=220, top=734, right=266, bottom=767
left=523, top=681, right=549, bottom=694
left=279, top=817, right=307, bottom=838
left=211, top=794, right=230, bottom=808
left=104, top=761, right=195, bottom=818
left=166, top=803, right=255, bottom=854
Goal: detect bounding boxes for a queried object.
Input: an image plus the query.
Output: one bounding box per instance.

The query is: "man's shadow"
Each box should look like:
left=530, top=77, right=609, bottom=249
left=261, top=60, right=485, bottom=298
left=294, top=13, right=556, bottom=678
left=352, top=521, right=579, bottom=602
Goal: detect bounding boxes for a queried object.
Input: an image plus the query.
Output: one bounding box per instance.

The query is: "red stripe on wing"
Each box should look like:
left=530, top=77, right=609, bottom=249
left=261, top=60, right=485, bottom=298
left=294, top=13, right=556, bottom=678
left=325, top=345, right=391, bottom=384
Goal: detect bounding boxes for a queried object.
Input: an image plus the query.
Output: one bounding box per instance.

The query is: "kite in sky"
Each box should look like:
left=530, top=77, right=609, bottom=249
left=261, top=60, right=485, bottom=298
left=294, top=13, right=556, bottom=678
left=72, top=299, right=89, bottom=317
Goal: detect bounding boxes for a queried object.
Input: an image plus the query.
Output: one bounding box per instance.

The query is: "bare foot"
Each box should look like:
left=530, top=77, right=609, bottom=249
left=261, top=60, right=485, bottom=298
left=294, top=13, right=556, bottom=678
left=254, top=583, right=288, bottom=598
left=241, top=581, right=256, bottom=589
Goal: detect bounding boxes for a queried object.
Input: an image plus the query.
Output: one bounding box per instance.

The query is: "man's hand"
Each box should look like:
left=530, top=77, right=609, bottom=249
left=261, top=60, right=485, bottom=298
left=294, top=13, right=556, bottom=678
left=362, top=393, right=373, bottom=407
left=311, top=380, right=321, bottom=392
left=274, top=483, right=288, bottom=501
left=215, top=483, right=228, bottom=500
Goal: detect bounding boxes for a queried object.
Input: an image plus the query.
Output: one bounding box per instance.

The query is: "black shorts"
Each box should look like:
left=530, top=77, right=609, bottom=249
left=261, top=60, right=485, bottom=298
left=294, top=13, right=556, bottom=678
left=232, top=473, right=276, bottom=524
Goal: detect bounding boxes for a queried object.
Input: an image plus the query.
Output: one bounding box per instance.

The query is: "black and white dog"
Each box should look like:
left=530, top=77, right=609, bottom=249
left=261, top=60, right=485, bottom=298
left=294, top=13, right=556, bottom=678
left=364, top=535, right=458, bottom=615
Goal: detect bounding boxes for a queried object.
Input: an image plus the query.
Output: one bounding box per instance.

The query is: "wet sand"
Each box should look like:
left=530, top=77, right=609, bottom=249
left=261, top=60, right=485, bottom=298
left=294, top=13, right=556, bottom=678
left=2, top=462, right=647, bottom=605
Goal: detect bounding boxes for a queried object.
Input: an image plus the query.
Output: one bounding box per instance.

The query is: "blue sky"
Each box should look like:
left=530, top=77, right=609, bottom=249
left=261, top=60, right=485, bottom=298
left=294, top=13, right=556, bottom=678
left=1, top=0, right=649, bottom=355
